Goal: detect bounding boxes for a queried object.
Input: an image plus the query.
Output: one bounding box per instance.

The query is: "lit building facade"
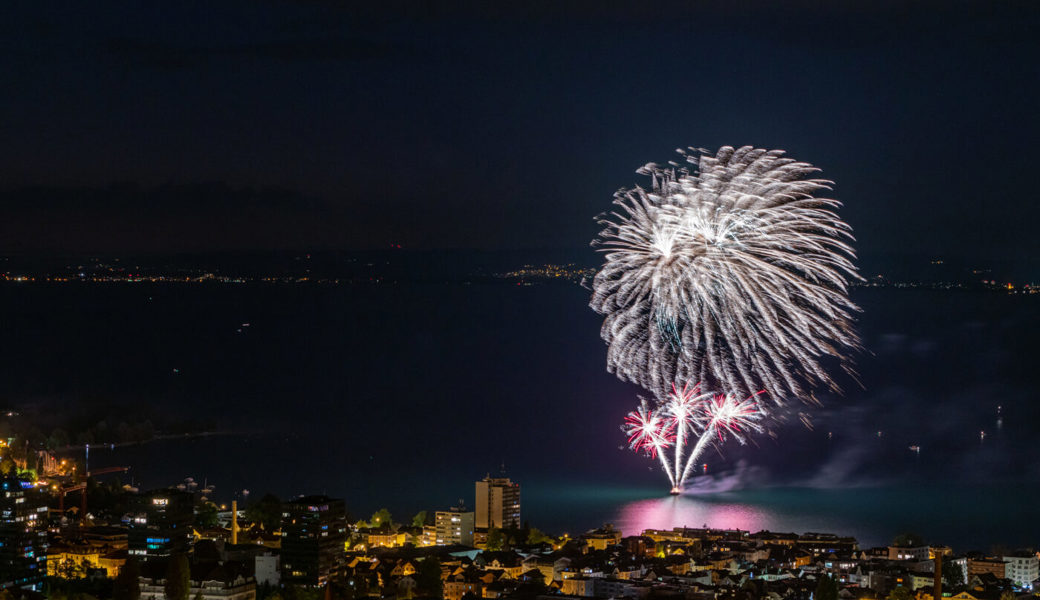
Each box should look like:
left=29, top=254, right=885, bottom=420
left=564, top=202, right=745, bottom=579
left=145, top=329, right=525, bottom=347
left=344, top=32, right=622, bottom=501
left=967, top=557, right=1006, bottom=579
left=475, top=476, right=520, bottom=529
left=435, top=506, right=474, bottom=546
left=888, top=545, right=930, bottom=561
left=127, top=489, right=194, bottom=559
left=1003, top=555, right=1038, bottom=588
left=0, top=476, right=48, bottom=590
left=280, top=495, right=346, bottom=586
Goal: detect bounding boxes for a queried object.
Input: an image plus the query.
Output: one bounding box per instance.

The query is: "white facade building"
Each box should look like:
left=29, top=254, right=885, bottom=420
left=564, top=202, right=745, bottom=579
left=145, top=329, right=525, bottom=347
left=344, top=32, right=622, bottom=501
left=255, top=553, right=280, bottom=586
left=1003, top=555, right=1038, bottom=588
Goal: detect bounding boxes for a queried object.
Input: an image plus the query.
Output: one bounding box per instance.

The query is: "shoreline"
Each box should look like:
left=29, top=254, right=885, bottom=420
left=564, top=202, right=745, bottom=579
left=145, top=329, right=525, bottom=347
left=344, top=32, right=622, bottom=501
left=54, top=429, right=256, bottom=455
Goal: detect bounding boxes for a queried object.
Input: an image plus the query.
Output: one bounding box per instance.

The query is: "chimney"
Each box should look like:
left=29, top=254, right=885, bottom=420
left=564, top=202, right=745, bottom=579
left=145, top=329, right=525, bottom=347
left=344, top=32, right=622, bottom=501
left=231, top=500, right=239, bottom=545
left=934, top=553, right=943, bottom=600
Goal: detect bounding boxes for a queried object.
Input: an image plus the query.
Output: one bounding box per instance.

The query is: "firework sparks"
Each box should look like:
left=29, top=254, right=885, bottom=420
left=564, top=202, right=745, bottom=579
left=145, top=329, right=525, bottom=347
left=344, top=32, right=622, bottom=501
left=662, top=383, right=712, bottom=490
left=622, top=399, right=676, bottom=483
left=621, top=383, right=764, bottom=491
left=623, top=399, right=673, bottom=458
left=590, top=145, right=860, bottom=404
left=699, top=393, right=765, bottom=444
left=676, top=392, right=765, bottom=486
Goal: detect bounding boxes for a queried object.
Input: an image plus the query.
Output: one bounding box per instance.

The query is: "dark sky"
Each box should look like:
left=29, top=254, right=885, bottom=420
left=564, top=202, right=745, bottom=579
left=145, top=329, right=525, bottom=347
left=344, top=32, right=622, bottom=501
left=1, top=1, right=1038, bottom=262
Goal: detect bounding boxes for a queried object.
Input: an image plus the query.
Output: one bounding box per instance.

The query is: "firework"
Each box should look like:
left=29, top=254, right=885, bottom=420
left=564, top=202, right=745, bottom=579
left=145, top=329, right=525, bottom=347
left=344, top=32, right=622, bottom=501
left=662, top=383, right=711, bottom=490
left=621, top=383, right=763, bottom=491
left=622, top=399, right=675, bottom=482
left=590, top=146, right=860, bottom=403
left=676, top=392, right=764, bottom=486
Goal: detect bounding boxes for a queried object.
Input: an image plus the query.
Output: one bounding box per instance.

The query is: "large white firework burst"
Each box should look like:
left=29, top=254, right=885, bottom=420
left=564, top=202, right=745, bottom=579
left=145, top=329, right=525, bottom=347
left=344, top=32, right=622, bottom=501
left=590, top=145, right=860, bottom=404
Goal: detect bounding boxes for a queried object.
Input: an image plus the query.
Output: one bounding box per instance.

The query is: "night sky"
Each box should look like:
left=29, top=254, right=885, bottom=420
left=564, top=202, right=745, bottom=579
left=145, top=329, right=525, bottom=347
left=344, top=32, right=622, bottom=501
left=3, top=3, right=1040, bottom=543
left=1, top=1, right=1038, bottom=264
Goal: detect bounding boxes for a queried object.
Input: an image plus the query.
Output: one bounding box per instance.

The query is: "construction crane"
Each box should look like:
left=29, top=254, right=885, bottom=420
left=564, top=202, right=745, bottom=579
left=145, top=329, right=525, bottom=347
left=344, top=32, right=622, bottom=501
left=57, top=482, right=86, bottom=514
left=56, top=466, right=129, bottom=515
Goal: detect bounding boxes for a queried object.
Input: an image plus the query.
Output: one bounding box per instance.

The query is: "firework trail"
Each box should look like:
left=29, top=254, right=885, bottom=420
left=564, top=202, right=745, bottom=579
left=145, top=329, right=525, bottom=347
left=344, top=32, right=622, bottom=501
left=622, top=384, right=765, bottom=491
left=590, top=146, right=860, bottom=404
left=622, top=399, right=676, bottom=483
left=677, top=392, right=764, bottom=486
left=662, top=383, right=711, bottom=489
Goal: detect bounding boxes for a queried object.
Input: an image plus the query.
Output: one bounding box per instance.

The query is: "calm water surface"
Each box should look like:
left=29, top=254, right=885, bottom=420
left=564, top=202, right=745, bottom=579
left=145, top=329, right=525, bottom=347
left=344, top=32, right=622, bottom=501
left=1, top=283, right=1036, bottom=552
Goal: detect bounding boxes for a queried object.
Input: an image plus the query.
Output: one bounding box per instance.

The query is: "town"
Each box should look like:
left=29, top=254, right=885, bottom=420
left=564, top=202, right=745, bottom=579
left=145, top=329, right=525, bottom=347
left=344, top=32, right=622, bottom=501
left=0, top=464, right=1036, bottom=600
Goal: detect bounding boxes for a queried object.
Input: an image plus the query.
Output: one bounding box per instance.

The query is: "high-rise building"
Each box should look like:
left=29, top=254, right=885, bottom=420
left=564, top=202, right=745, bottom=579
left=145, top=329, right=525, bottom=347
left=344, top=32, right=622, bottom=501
left=280, top=495, right=347, bottom=587
left=0, top=476, right=49, bottom=590
left=435, top=505, right=475, bottom=546
left=474, top=476, right=520, bottom=529
left=127, top=489, right=194, bottom=559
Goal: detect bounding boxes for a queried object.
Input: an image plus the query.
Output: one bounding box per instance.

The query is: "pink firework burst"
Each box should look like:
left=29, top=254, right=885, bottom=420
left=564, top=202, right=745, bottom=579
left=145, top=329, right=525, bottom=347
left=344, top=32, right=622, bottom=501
left=699, top=392, right=765, bottom=444
left=623, top=399, right=674, bottom=458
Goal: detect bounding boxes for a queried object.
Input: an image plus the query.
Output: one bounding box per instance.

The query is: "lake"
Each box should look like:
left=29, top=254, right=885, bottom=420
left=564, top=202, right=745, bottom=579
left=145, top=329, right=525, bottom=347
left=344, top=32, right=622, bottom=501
left=1, top=282, right=1036, bottom=551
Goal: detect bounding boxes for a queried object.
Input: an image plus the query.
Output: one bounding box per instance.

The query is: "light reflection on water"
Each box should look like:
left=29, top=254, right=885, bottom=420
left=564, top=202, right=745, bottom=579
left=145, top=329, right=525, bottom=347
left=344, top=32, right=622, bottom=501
left=92, top=435, right=1040, bottom=552
left=616, top=494, right=777, bottom=534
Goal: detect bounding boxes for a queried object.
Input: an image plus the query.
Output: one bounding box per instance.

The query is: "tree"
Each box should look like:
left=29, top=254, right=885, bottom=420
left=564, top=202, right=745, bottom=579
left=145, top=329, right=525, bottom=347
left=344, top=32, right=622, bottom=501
left=0, top=456, right=14, bottom=475
left=369, top=508, right=393, bottom=529
left=113, top=557, right=141, bottom=600
left=54, top=557, right=88, bottom=579
left=245, top=493, right=283, bottom=531
left=195, top=502, right=219, bottom=529
left=503, top=525, right=524, bottom=547
left=887, top=586, right=912, bottom=600
left=943, top=559, right=965, bottom=587
left=416, top=557, right=443, bottom=599
left=47, top=428, right=70, bottom=450
left=815, top=574, right=838, bottom=600
left=164, top=554, right=191, bottom=600
left=527, top=528, right=552, bottom=546
left=412, top=511, right=428, bottom=527
left=892, top=533, right=924, bottom=547
left=485, top=526, right=504, bottom=551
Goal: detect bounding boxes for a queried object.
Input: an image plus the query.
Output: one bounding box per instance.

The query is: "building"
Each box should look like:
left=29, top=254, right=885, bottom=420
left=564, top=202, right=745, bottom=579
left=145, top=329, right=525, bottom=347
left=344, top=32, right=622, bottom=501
left=444, top=574, right=483, bottom=600
left=435, top=505, right=475, bottom=546
left=583, top=525, right=623, bottom=551
left=0, top=476, right=49, bottom=590
left=255, top=553, right=280, bottom=587
left=421, top=524, right=437, bottom=547
left=128, top=489, right=194, bottom=559
left=1003, top=555, right=1038, bottom=588
left=280, top=495, right=346, bottom=586
left=475, top=476, right=520, bottom=529
left=561, top=576, right=652, bottom=598
left=140, top=560, right=256, bottom=600
left=47, top=541, right=126, bottom=578
left=365, top=528, right=407, bottom=549
left=888, top=545, right=930, bottom=561
left=967, top=557, right=1006, bottom=579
